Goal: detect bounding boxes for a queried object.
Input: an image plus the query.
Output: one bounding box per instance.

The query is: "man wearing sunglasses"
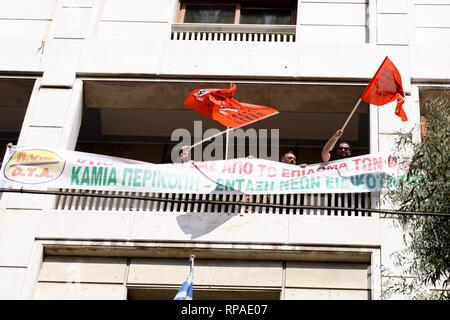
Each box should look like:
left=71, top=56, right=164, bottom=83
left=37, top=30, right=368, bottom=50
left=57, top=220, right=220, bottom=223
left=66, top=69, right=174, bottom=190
left=321, top=129, right=352, bottom=162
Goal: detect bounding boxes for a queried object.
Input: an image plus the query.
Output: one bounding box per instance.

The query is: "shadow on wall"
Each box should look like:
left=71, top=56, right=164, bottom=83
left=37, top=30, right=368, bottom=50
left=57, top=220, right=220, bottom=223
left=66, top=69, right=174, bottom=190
left=176, top=212, right=238, bottom=239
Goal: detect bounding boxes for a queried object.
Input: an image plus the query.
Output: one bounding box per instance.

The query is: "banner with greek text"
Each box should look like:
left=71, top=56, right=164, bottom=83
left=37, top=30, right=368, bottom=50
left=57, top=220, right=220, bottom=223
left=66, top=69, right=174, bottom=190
left=0, top=147, right=404, bottom=195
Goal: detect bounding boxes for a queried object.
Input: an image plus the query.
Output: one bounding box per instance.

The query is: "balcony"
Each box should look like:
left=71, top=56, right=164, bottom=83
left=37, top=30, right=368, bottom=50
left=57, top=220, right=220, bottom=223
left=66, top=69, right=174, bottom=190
left=55, top=190, right=372, bottom=217
left=171, top=23, right=296, bottom=42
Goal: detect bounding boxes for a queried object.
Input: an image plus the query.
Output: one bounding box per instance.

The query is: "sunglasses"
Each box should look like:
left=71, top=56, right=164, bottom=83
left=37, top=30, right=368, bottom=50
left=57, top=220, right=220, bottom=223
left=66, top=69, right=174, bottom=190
left=337, top=147, right=350, bottom=151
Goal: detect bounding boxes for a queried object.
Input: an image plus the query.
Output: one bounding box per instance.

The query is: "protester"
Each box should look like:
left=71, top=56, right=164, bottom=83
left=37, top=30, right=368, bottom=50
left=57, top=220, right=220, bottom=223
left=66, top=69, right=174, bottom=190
left=178, top=146, right=191, bottom=163
left=321, top=130, right=352, bottom=162
left=281, top=150, right=297, bottom=165
left=281, top=150, right=307, bottom=168
left=388, top=155, right=398, bottom=168
left=173, top=145, right=191, bottom=163
left=164, top=145, right=191, bottom=164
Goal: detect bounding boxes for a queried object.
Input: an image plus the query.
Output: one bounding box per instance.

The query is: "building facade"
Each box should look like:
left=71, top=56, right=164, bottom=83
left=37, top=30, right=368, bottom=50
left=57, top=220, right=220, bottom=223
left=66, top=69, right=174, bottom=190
left=0, top=0, right=449, bottom=299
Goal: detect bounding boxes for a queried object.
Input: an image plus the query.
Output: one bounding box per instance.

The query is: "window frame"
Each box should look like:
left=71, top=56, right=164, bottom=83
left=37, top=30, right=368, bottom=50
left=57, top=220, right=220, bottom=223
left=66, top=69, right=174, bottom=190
left=177, top=1, right=297, bottom=25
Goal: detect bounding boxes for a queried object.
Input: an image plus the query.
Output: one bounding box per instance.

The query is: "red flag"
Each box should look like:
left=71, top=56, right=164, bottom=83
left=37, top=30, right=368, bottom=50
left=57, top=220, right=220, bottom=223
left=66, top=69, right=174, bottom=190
left=360, top=56, right=407, bottom=121
left=183, top=83, right=279, bottom=128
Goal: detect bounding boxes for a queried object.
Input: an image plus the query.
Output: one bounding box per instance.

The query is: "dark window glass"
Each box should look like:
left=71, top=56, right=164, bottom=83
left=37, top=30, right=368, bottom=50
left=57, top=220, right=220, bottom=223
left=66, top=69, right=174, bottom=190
left=184, top=4, right=235, bottom=24
left=240, top=7, right=292, bottom=25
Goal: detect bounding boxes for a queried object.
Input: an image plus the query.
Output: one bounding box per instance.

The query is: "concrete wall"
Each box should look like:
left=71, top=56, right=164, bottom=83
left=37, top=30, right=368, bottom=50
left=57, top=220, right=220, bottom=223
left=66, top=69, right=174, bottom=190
left=1, top=209, right=380, bottom=299
left=0, top=0, right=57, bottom=72
left=84, top=0, right=448, bottom=83
left=1, top=0, right=449, bottom=80
left=33, top=256, right=372, bottom=299
left=0, top=0, right=449, bottom=299
left=298, top=0, right=369, bottom=44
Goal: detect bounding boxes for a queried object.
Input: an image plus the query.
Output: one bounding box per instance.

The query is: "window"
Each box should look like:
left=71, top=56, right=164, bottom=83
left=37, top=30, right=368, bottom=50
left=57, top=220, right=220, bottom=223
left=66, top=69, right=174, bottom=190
left=178, top=1, right=296, bottom=25
left=174, top=1, right=297, bottom=42
left=240, top=7, right=292, bottom=25
left=184, top=4, right=236, bottom=24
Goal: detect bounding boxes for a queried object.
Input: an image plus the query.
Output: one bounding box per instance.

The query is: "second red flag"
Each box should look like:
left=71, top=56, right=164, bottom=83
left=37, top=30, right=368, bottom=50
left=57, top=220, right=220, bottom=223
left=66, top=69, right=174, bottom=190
left=360, top=56, right=408, bottom=121
left=183, top=83, right=279, bottom=128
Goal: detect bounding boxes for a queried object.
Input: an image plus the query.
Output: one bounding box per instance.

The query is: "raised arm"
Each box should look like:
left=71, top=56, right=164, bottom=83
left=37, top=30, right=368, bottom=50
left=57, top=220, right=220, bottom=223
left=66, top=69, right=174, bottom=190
left=321, top=129, right=343, bottom=162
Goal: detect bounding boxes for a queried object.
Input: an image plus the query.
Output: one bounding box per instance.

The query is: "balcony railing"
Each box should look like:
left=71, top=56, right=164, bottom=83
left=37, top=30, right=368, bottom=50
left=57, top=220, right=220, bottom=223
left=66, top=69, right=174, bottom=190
left=171, top=23, right=296, bottom=42
left=54, top=190, right=371, bottom=217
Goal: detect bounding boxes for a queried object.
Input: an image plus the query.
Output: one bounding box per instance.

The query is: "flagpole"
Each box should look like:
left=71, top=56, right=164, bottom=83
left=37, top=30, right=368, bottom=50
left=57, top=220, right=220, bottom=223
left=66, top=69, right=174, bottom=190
left=186, top=107, right=277, bottom=159
left=188, top=126, right=234, bottom=154
left=189, top=255, right=195, bottom=278
left=341, top=98, right=362, bottom=131
left=225, top=127, right=230, bottom=160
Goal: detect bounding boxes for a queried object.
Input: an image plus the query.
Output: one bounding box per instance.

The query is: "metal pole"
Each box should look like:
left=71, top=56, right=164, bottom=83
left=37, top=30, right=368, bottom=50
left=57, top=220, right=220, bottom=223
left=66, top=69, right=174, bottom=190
left=225, top=127, right=230, bottom=160
left=189, top=255, right=195, bottom=278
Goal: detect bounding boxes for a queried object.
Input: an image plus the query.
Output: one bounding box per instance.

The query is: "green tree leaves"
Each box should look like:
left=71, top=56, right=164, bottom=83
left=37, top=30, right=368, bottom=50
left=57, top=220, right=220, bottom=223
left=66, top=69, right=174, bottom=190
left=385, top=90, right=450, bottom=299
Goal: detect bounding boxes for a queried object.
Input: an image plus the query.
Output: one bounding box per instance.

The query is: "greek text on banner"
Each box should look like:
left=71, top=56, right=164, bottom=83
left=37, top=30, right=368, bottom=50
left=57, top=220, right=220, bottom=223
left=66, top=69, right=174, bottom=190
left=0, top=147, right=404, bottom=195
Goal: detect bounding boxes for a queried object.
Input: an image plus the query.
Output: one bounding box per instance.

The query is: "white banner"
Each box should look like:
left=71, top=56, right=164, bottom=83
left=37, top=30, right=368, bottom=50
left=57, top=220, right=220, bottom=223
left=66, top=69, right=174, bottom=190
left=0, top=147, right=404, bottom=195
